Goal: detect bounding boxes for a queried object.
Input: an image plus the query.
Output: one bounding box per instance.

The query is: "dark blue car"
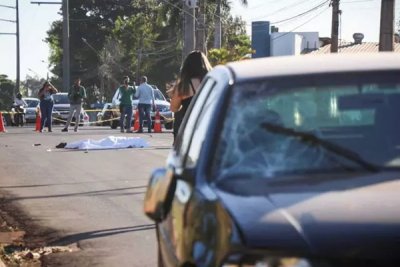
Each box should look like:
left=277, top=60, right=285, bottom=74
left=144, top=53, right=400, bottom=267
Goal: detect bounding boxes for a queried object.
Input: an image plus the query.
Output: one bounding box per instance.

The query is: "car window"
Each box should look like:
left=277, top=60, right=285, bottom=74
left=186, top=83, right=220, bottom=167
left=212, top=72, right=400, bottom=181
left=53, top=94, right=70, bottom=104
left=24, top=99, right=39, bottom=108
left=154, top=90, right=165, bottom=101
left=175, top=78, right=216, bottom=162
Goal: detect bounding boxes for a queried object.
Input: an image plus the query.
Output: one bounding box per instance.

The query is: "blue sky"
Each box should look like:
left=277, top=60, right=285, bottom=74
left=0, top=0, right=399, bottom=81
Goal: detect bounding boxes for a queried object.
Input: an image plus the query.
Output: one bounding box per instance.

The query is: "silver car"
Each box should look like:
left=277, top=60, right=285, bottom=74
left=23, top=97, right=40, bottom=123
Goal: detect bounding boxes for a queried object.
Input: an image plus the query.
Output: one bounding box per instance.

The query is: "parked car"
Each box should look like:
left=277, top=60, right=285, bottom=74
left=23, top=97, right=40, bottom=123
left=52, top=92, right=89, bottom=126
left=96, top=103, right=118, bottom=128
left=4, top=97, right=39, bottom=126
left=144, top=53, right=400, bottom=267
left=107, top=85, right=173, bottom=129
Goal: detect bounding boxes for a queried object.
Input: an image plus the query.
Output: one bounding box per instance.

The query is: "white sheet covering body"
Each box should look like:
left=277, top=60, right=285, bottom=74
left=65, top=136, right=149, bottom=150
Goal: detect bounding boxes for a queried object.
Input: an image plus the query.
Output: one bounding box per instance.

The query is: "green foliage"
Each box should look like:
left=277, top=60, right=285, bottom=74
left=45, top=0, right=249, bottom=103
left=208, top=34, right=253, bottom=65
left=0, top=75, right=14, bottom=111
left=21, top=75, right=47, bottom=98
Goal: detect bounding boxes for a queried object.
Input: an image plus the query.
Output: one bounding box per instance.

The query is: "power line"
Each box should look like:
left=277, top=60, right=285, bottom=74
left=271, top=0, right=330, bottom=25
left=251, top=0, right=317, bottom=21
left=158, top=0, right=198, bottom=23
left=271, top=6, right=330, bottom=41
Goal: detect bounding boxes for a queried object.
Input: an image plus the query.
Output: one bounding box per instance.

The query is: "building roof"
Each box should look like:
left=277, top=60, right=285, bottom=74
left=308, top=42, right=400, bottom=54
left=225, top=52, right=400, bottom=82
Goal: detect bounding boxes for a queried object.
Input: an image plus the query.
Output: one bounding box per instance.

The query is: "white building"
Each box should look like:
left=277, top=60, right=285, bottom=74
left=270, top=32, right=320, bottom=56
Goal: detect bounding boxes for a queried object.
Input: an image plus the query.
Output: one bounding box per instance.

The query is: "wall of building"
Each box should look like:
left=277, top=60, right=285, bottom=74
left=270, top=33, right=296, bottom=56
left=270, top=32, right=319, bottom=56
left=251, top=21, right=271, bottom=58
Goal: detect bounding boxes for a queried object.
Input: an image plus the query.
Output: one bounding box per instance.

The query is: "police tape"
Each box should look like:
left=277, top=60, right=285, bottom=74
left=53, top=114, right=174, bottom=125
left=1, top=110, right=175, bottom=124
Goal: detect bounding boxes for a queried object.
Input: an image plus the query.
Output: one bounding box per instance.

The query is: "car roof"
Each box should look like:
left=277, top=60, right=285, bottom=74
left=22, top=97, right=39, bottom=101
left=226, top=52, right=400, bottom=83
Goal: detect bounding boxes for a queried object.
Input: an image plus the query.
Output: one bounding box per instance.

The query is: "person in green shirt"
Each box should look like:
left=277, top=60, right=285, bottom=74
left=116, top=76, right=136, bottom=133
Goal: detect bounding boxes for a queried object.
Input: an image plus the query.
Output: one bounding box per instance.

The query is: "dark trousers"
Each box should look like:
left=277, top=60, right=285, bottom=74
left=40, top=100, right=53, bottom=131
left=138, top=103, right=152, bottom=132
left=120, top=104, right=133, bottom=130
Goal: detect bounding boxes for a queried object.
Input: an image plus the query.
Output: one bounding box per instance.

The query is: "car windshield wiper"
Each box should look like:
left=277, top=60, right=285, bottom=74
left=261, top=122, right=379, bottom=173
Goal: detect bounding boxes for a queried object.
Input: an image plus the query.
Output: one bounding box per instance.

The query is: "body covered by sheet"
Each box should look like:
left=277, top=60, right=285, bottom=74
left=65, top=136, right=149, bottom=150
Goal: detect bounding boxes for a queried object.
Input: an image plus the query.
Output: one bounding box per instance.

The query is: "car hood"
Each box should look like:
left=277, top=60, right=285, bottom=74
left=132, top=100, right=169, bottom=106
left=214, top=171, right=400, bottom=258
left=53, top=104, right=70, bottom=109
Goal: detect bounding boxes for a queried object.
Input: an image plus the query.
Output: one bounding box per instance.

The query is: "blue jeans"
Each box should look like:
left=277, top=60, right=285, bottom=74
left=138, top=103, right=152, bottom=132
left=40, top=100, right=53, bottom=131
left=120, top=104, right=133, bottom=130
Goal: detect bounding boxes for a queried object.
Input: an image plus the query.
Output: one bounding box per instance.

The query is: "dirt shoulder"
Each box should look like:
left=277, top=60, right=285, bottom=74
left=0, top=193, right=78, bottom=267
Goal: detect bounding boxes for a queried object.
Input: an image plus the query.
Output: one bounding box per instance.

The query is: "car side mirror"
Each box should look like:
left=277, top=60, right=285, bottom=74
left=143, top=168, right=177, bottom=222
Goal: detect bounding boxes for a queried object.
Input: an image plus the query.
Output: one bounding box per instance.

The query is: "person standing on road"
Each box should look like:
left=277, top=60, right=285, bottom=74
left=169, top=50, right=212, bottom=142
left=135, top=76, right=155, bottom=133
left=116, top=76, right=136, bottom=133
left=38, top=81, right=58, bottom=132
left=62, top=77, right=87, bottom=132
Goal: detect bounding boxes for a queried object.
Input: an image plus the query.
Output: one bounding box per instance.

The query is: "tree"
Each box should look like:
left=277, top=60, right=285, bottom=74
left=0, top=75, right=14, bottom=110
left=21, top=75, right=47, bottom=98
left=45, top=0, right=249, bottom=102
left=214, top=0, right=247, bottom=48
left=208, top=34, right=252, bottom=65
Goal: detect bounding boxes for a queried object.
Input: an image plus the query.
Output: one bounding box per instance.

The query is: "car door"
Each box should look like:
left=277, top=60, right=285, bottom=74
left=158, top=77, right=219, bottom=266
left=158, top=69, right=231, bottom=266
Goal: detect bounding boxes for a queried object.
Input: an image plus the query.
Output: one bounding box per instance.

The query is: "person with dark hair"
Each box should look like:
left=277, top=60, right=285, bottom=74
left=62, top=77, right=87, bottom=132
left=115, top=76, right=136, bottom=133
left=38, top=81, right=58, bottom=132
left=169, top=50, right=212, bottom=141
left=135, top=76, right=155, bottom=133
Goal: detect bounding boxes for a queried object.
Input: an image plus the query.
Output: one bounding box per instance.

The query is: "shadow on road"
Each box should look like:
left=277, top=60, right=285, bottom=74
left=4, top=186, right=146, bottom=201
left=49, top=224, right=156, bottom=246
left=0, top=183, right=147, bottom=190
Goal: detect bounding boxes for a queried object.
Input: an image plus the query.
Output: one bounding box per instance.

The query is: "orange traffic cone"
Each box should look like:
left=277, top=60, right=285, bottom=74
left=153, top=110, right=162, bottom=133
left=132, top=109, right=140, bottom=131
left=0, top=112, right=6, bottom=133
left=35, top=112, right=41, bottom=132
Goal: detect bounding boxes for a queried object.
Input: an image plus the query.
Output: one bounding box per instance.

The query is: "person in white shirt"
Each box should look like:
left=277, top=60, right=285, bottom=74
left=135, top=76, right=155, bottom=133
left=12, top=92, right=27, bottom=126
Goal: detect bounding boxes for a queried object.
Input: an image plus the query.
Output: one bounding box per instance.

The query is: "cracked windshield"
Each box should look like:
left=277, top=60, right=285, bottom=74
left=214, top=76, right=400, bottom=180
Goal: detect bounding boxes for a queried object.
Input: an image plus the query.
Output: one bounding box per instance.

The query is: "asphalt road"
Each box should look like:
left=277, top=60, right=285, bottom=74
left=0, top=125, right=173, bottom=266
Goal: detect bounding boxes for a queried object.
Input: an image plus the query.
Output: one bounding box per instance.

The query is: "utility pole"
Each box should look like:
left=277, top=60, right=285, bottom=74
left=0, top=1, right=19, bottom=98
left=379, top=0, right=395, bottom=51
left=214, top=0, right=221, bottom=49
left=330, top=0, right=340, bottom=53
left=16, top=0, right=20, bottom=97
left=31, top=1, right=68, bottom=90
left=183, top=0, right=195, bottom=58
left=196, top=0, right=206, bottom=54
left=136, top=37, right=143, bottom=84
left=62, top=0, right=70, bottom=91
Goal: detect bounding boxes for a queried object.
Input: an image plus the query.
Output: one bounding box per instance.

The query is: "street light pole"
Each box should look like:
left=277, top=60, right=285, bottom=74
left=0, top=1, right=19, bottom=98
left=16, top=0, right=20, bottom=97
